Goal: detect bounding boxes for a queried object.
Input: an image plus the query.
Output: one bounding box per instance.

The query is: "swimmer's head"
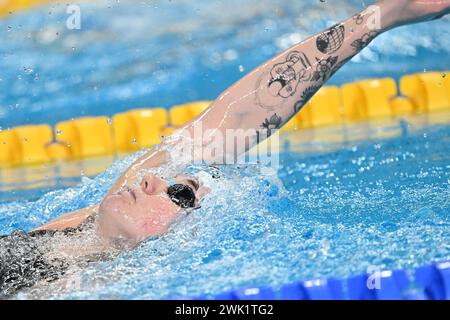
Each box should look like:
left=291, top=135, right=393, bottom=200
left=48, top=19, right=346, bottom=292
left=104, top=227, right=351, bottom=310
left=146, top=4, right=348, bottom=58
left=96, top=173, right=210, bottom=248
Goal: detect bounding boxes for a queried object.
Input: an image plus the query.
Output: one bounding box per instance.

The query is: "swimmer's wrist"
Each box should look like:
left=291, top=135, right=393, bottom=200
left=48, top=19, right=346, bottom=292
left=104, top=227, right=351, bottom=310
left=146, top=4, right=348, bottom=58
left=377, top=1, right=405, bottom=31
left=376, top=0, right=449, bottom=31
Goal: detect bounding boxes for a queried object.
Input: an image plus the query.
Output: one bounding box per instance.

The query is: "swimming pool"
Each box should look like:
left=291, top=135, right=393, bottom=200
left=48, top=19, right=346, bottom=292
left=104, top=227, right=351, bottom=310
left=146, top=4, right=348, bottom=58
left=0, top=0, right=449, bottom=299
left=0, top=113, right=448, bottom=299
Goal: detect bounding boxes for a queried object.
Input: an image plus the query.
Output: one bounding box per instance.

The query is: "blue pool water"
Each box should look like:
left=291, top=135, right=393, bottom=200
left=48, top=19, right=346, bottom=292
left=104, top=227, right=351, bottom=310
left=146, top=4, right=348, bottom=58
left=0, top=0, right=449, bottom=299
left=1, top=117, right=449, bottom=299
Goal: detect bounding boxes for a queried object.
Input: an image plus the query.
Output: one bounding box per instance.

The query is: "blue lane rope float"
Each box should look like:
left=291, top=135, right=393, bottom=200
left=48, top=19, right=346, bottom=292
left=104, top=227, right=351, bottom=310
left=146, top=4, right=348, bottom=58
left=170, top=260, right=450, bottom=300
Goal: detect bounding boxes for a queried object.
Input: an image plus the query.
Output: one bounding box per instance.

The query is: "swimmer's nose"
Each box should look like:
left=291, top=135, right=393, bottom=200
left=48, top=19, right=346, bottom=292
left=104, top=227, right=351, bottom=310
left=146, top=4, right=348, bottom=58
left=140, top=175, right=167, bottom=195
left=140, top=175, right=155, bottom=195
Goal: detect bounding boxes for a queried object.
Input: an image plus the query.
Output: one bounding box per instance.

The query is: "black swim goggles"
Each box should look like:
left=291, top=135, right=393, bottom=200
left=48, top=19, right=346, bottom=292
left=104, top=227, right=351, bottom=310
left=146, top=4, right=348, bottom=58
left=166, top=179, right=197, bottom=209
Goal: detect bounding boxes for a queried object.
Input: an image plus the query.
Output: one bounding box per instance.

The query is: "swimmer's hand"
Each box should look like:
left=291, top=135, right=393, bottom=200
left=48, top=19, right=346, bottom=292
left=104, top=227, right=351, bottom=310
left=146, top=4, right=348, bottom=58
left=380, top=0, right=450, bottom=29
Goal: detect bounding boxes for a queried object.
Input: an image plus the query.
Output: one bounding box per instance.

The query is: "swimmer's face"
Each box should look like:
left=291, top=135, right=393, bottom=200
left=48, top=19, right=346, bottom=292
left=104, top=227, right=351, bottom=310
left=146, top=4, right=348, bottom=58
left=97, top=174, right=209, bottom=248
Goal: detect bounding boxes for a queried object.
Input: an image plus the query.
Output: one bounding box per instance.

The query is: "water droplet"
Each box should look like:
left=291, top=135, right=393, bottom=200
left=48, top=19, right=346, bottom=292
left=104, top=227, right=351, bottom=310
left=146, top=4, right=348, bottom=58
left=423, top=68, right=427, bottom=73
left=56, top=129, right=61, bottom=135
left=107, top=118, right=112, bottom=124
left=23, top=66, right=33, bottom=74
left=223, top=49, right=238, bottom=61
left=132, top=138, right=137, bottom=144
left=442, top=73, right=446, bottom=78
left=238, top=65, right=245, bottom=72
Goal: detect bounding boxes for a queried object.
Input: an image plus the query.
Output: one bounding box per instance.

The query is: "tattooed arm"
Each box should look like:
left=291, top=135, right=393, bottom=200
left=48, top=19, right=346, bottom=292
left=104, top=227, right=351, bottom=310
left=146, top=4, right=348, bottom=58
left=175, top=0, right=450, bottom=163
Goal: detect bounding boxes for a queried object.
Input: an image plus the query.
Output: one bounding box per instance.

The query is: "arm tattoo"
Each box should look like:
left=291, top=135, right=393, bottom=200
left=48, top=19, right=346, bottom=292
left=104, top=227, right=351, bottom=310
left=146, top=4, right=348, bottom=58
left=316, top=24, right=345, bottom=54
left=353, top=13, right=364, bottom=25
left=261, top=113, right=282, bottom=130
left=257, top=113, right=282, bottom=142
left=260, top=51, right=338, bottom=100
left=309, top=56, right=339, bottom=82
left=294, top=85, right=321, bottom=113
left=351, top=31, right=378, bottom=51
left=255, top=17, right=374, bottom=114
left=267, top=51, right=313, bottom=99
